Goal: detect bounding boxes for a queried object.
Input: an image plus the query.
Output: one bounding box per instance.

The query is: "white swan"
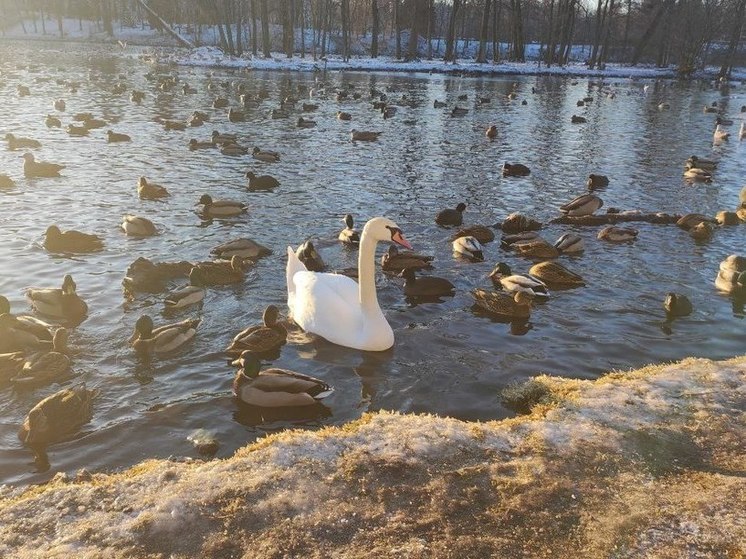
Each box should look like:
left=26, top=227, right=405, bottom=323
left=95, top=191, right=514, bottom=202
left=286, top=217, right=412, bottom=351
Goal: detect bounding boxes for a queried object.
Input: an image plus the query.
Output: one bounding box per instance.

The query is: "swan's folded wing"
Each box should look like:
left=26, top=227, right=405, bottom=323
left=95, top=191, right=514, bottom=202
left=290, top=271, right=362, bottom=342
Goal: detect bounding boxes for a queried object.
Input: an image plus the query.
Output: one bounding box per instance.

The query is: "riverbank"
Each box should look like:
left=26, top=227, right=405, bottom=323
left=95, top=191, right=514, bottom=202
left=1, top=355, right=743, bottom=558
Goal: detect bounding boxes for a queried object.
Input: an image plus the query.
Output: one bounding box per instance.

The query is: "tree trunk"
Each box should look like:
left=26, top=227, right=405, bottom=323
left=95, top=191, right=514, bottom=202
left=493, top=0, right=502, bottom=61
left=251, top=0, right=258, bottom=55
left=509, top=0, right=524, bottom=61
left=300, top=0, right=306, bottom=58
left=544, top=0, right=556, bottom=65
left=407, top=0, right=420, bottom=60
left=444, top=0, right=461, bottom=61
left=719, top=0, right=746, bottom=77
left=477, top=0, right=492, bottom=62
left=394, top=0, right=401, bottom=59
left=102, top=0, right=113, bottom=36
left=371, top=0, right=379, bottom=57
left=598, top=0, right=615, bottom=66
left=261, top=0, right=270, bottom=57
left=427, top=0, right=434, bottom=59
left=235, top=1, right=243, bottom=56
left=631, top=0, right=674, bottom=65
left=341, top=0, right=350, bottom=61
left=588, top=0, right=605, bottom=67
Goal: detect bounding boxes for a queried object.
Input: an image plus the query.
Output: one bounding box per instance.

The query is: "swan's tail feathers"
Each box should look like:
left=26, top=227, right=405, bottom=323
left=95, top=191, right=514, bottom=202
left=286, top=245, right=307, bottom=302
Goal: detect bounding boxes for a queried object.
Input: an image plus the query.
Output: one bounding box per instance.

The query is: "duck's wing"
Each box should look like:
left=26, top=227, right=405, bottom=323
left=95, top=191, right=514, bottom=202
left=27, top=287, right=63, bottom=306
left=254, top=370, right=328, bottom=393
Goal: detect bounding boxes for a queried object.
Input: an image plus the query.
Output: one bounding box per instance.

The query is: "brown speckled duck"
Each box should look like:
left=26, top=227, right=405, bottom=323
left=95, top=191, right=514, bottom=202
left=225, top=305, right=287, bottom=357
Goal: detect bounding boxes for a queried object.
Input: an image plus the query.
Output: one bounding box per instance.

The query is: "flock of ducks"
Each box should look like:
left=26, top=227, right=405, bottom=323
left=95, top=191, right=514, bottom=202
left=1, top=60, right=745, bottom=459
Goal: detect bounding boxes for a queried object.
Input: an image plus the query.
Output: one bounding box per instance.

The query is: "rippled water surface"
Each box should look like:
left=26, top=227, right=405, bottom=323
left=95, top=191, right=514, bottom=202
left=0, top=42, right=744, bottom=485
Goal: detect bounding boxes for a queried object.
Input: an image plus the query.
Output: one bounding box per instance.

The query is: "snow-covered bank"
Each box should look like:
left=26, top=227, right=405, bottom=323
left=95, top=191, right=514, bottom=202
left=1, top=355, right=744, bottom=558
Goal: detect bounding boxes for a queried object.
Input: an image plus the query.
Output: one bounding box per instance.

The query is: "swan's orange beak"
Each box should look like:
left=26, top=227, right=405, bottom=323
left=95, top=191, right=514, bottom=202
left=392, top=230, right=412, bottom=250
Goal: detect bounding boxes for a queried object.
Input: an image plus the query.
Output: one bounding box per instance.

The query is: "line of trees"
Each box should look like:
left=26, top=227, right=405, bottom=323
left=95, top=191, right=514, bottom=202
left=1, top=0, right=744, bottom=76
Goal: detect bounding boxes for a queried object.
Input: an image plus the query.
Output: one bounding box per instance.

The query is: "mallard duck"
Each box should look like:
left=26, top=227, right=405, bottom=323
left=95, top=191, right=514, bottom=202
left=657, top=102, right=670, bottom=110
left=302, top=103, right=319, bottom=111
left=400, top=268, right=455, bottom=297
left=502, top=163, right=531, bottom=177
left=44, top=225, right=103, bottom=253
left=451, top=106, right=468, bottom=117
left=129, top=315, right=201, bottom=356
left=18, top=384, right=97, bottom=445
left=228, top=108, right=245, bottom=122
left=27, top=275, right=87, bottom=323
left=211, top=238, right=271, bottom=260
left=715, top=116, right=733, bottom=126
left=471, top=289, right=533, bottom=319
left=164, top=285, right=205, bottom=310
left=739, top=122, right=745, bottom=140
left=6, top=133, right=41, bottom=150
left=107, top=130, right=131, bottom=142
left=716, top=211, right=739, bottom=226
left=162, top=120, right=186, bottom=131
left=501, top=231, right=540, bottom=248
left=45, top=114, right=61, bottom=128
left=297, top=117, right=317, bottom=128
left=53, top=99, right=66, bottom=111
left=433, top=100, right=447, bottom=108
left=554, top=233, right=584, bottom=254
left=232, top=351, right=333, bottom=408
left=211, top=131, right=238, bottom=145
left=597, top=226, right=638, bottom=242
left=138, top=177, right=169, bottom=199
left=713, top=124, right=729, bottom=142
left=451, top=225, right=495, bottom=244
left=252, top=147, right=280, bottom=162
left=0, top=351, right=24, bottom=383
left=337, top=111, right=352, bottom=121
left=67, top=123, right=89, bottom=136
left=23, top=152, right=64, bottom=178
left=571, top=115, right=587, bottom=124
left=686, top=156, right=717, bottom=171
left=489, top=262, right=549, bottom=298
left=560, top=194, right=603, bottom=217
left=189, top=139, right=215, bottom=150
left=587, top=174, right=609, bottom=189
left=683, top=168, right=712, bottom=181
left=197, top=194, right=247, bottom=218
left=182, top=84, right=197, bottom=94
left=221, top=143, right=248, bottom=156
left=213, top=97, right=229, bottom=109
left=703, top=105, right=718, bottom=113
left=130, top=90, right=145, bottom=103
left=82, top=117, right=106, bottom=130
left=0, top=297, right=54, bottom=347
left=190, top=255, right=247, bottom=286
left=676, top=213, right=714, bottom=231
left=12, top=328, right=71, bottom=388
left=122, top=257, right=193, bottom=294
left=338, top=214, right=360, bottom=246
left=295, top=241, right=325, bottom=272
left=715, top=255, right=746, bottom=294
left=485, top=125, right=497, bottom=139
left=351, top=129, right=382, bottom=142
left=663, top=293, right=692, bottom=317
left=453, top=236, right=484, bottom=261
left=121, top=215, right=157, bottom=237
left=225, top=305, right=287, bottom=357
left=245, top=171, right=280, bottom=191
left=690, top=222, right=713, bottom=240
left=435, top=203, right=466, bottom=227
left=528, top=261, right=584, bottom=288
left=0, top=174, right=15, bottom=188
left=501, top=213, right=542, bottom=234
left=381, top=246, right=434, bottom=273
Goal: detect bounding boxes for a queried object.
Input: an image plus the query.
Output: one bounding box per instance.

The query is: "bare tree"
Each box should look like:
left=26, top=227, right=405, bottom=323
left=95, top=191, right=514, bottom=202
left=476, top=0, right=492, bottom=62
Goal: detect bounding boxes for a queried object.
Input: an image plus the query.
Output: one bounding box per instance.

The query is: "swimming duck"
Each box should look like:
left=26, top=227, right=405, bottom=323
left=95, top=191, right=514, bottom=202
left=53, top=99, right=66, bottom=111
left=190, top=255, right=247, bottom=286
left=501, top=231, right=540, bottom=248
left=162, top=120, right=186, bottom=131
left=597, top=226, right=638, bottom=242
left=122, top=257, right=194, bottom=294
left=27, top=275, right=87, bottom=323
left=129, top=315, right=201, bottom=356
left=435, top=203, right=466, bottom=227
left=23, top=152, right=64, bottom=178
left=197, top=194, right=247, bottom=218
left=295, top=241, right=325, bottom=272
left=189, top=139, right=215, bottom=150
left=337, top=111, right=352, bottom=121
left=511, top=238, right=560, bottom=259
left=433, top=100, right=447, bottom=108
left=121, top=215, right=157, bottom=237
left=571, top=115, right=587, bottom=124
left=351, top=129, right=382, bottom=142
left=381, top=245, right=434, bottom=273
left=138, top=177, right=169, bottom=199
left=210, top=238, right=271, bottom=261
left=297, top=117, right=317, bottom=128
left=252, top=147, right=280, bottom=162
left=450, top=225, right=495, bottom=244
left=45, top=114, right=61, bottom=128
left=302, top=103, right=319, bottom=111
left=0, top=351, right=24, bottom=383
left=164, top=285, right=205, bottom=310
left=587, top=174, right=609, bottom=189
left=67, top=124, right=89, bottom=136
left=0, top=312, right=53, bottom=353
left=740, top=122, right=745, bottom=140
left=213, top=97, right=229, bottom=109
left=339, top=214, right=360, bottom=246
left=676, top=213, right=715, bottom=231
left=715, top=255, right=746, bottom=294
left=82, top=117, right=106, bottom=130
left=11, top=328, right=71, bottom=389
left=716, top=211, right=739, bottom=226
left=451, top=106, right=468, bottom=117
left=528, top=261, right=585, bottom=288
left=559, top=194, right=603, bottom=217
left=182, top=84, right=197, bottom=94
left=245, top=171, right=280, bottom=191
left=400, top=268, right=455, bottom=298
left=228, top=108, right=245, bottom=122
left=453, top=236, right=484, bottom=261
left=663, top=293, right=692, bottom=317
left=486, top=125, right=497, bottom=139
left=211, top=131, right=238, bottom=145
left=0, top=174, right=15, bottom=188
left=715, top=116, right=733, bottom=126
left=500, top=213, right=542, bottom=234
left=713, top=124, right=729, bottom=142
left=690, top=222, right=713, bottom=240
left=6, top=133, right=41, bottom=150
left=489, top=262, right=549, bottom=298
left=225, top=305, right=287, bottom=357
left=703, top=105, right=718, bottom=113
left=221, top=143, right=248, bottom=156
left=232, top=352, right=333, bottom=408
left=18, top=384, right=97, bottom=445
left=685, top=156, right=717, bottom=171
left=44, top=225, right=104, bottom=253
left=471, top=289, right=533, bottom=319
left=130, top=90, right=145, bottom=103
left=107, top=130, right=131, bottom=142
left=554, top=233, right=584, bottom=254
left=502, top=163, right=531, bottom=177
left=683, top=168, right=712, bottom=182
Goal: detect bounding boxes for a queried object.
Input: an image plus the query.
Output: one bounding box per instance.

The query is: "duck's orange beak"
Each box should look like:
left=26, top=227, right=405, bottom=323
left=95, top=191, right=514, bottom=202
left=392, top=230, right=412, bottom=250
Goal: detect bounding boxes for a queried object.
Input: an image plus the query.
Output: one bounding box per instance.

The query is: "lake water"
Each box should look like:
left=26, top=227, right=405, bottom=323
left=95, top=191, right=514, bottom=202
left=0, top=42, right=744, bottom=485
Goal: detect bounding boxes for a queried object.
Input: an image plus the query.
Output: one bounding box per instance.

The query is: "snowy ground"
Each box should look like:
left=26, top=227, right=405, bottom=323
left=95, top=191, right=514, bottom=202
left=0, top=355, right=743, bottom=558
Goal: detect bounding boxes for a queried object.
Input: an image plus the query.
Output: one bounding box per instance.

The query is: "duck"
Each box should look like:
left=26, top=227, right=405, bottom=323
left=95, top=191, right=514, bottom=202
left=11, top=328, right=71, bottom=388
left=190, top=255, right=248, bottom=286
left=683, top=168, right=712, bottom=182
left=0, top=313, right=53, bottom=354
left=107, top=130, right=131, bottom=142
left=501, top=231, right=540, bottom=248
left=433, top=100, right=447, bottom=108
left=485, top=125, right=497, bottom=139
left=82, top=117, right=106, bottom=130
left=450, top=225, right=495, bottom=244
left=286, top=217, right=413, bottom=351
left=597, top=226, right=638, bottom=242
left=130, top=90, right=145, bottom=103
left=138, top=177, right=169, bottom=199
left=511, top=238, right=560, bottom=259
left=162, top=120, right=187, bottom=131
left=554, top=233, right=584, bottom=254
left=197, top=194, right=247, bottom=218
left=0, top=174, right=15, bottom=188
left=225, top=305, right=287, bottom=357
left=0, top=351, right=24, bottom=383
left=211, top=131, right=238, bottom=145
left=295, top=241, right=325, bottom=272
left=471, top=289, right=533, bottom=319
left=351, top=129, right=382, bottom=142
left=122, top=257, right=194, bottom=294
left=489, top=262, right=549, bottom=298
left=213, top=97, right=229, bottom=109
left=587, top=174, right=609, bottom=189
left=690, top=222, right=713, bottom=240
left=45, top=114, right=61, bottom=128
left=245, top=171, right=280, bottom=191
left=381, top=245, right=434, bottom=273
left=44, top=225, right=103, bottom=253
left=714, top=255, right=746, bottom=294
left=450, top=106, right=468, bottom=117
left=338, top=214, right=360, bottom=246
left=302, top=102, right=319, bottom=111
left=221, top=143, right=248, bottom=156
left=27, top=275, right=88, bottom=323
left=713, top=124, right=729, bottom=142
left=211, top=238, right=271, bottom=260
left=228, top=108, right=245, bottom=122
left=715, top=116, right=733, bottom=126
left=676, top=213, right=715, bottom=231
left=129, top=315, right=201, bottom=356
left=121, top=215, right=157, bottom=237
left=400, top=268, right=455, bottom=298
left=663, top=293, right=693, bottom=317
left=528, top=261, right=585, bottom=288
left=18, top=384, right=97, bottom=445
left=571, top=115, right=587, bottom=124
left=164, top=285, right=205, bottom=310
left=502, top=162, right=531, bottom=177
left=500, top=213, right=542, bottom=234
left=297, top=117, right=317, bottom=128
left=685, top=156, right=717, bottom=171
left=232, top=352, right=333, bottom=407
left=252, top=146, right=280, bottom=162
left=23, top=152, right=64, bottom=178
left=336, top=111, right=352, bottom=121
left=559, top=194, right=603, bottom=217
left=67, top=123, right=89, bottom=136
left=189, top=139, right=215, bottom=150
left=452, top=236, right=484, bottom=261
left=435, top=203, right=466, bottom=227
left=53, top=99, right=66, bottom=111
left=740, top=122, right=745, bottom=140
left=6, top=133, right=41, bottom=150
left=716, top=211, right=739, bottom=226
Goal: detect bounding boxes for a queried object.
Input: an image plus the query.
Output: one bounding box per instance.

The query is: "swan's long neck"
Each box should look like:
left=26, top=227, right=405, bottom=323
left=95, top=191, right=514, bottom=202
left=358, top=227, right=382, bottom=314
